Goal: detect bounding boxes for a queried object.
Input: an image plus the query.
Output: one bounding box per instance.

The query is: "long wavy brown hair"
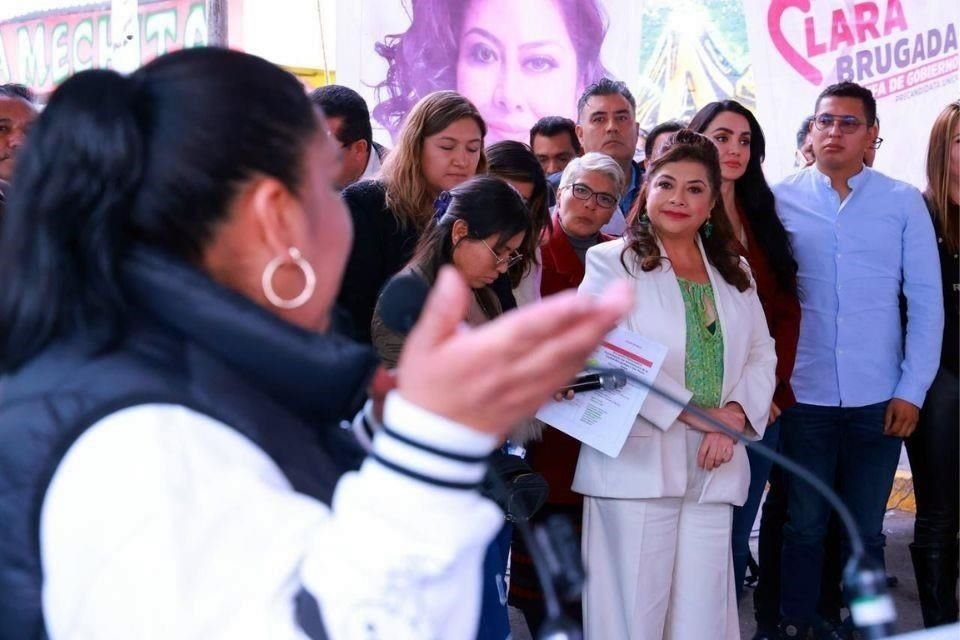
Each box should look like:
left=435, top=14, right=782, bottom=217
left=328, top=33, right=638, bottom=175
left=622, top=129, right=751, bottom=292
left=924, top=100, right=960, bottom=253
left=381, top=90, right=487, bottom=230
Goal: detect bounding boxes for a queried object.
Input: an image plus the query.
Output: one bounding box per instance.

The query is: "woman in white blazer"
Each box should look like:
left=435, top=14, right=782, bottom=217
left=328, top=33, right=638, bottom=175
left=574, top=130, right=777, bottom=640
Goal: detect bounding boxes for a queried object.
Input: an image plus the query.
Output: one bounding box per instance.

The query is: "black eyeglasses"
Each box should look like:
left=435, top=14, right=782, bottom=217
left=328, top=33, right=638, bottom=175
left=566, top=182, right=619, bottom=209
left=814, top=114, right=867, bottom=134
left=871, top=137, right=884, bottom=150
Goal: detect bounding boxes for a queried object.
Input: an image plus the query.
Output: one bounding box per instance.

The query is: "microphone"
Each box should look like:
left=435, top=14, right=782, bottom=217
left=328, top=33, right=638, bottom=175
left=558, top=370, right=626, bottom=394
left=377, top=273, right=583, bottom=640
left=377, top=272, right=429, bottom=335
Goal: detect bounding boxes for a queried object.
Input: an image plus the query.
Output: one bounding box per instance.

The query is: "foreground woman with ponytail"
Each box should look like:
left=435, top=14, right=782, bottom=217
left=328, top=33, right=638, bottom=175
left=0, top=48, right=631, bottom=639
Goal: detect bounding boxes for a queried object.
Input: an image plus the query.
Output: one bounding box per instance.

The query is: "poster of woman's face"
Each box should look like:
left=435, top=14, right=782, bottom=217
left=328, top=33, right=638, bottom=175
left=453, top=0, right=590, bottom=143
left=337, top=0, right=755, bottom=147
left=359, top=0, right=611, bottom=145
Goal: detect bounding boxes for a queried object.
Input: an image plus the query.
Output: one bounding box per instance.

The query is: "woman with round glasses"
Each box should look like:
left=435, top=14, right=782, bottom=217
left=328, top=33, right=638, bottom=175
left=370, top=175, right=531, bottom=640
left=371, top=175, right=530, bottom=368
left=508, top=150, right=624, bottom=634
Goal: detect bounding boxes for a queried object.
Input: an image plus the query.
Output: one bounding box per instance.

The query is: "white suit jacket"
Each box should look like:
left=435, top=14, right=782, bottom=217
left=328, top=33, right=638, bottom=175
left=572, top=238, right=777, bottom=506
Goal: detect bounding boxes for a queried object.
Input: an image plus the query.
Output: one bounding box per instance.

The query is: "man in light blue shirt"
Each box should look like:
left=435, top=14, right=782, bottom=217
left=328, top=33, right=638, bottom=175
left=773, top=81, right=943, bottom=639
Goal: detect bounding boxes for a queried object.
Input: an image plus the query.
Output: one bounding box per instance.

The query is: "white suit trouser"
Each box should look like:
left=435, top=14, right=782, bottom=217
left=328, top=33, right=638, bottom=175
left=581, top=494, right=739, bottom=640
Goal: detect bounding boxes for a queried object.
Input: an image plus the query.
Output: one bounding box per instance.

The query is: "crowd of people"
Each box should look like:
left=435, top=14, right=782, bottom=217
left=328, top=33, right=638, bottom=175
left=0, top=46, right=955, bottom=640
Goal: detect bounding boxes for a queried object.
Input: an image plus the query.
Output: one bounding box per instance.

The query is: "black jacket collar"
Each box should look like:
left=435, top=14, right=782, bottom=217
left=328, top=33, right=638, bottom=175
left=122, top=248, right=379, bottom=424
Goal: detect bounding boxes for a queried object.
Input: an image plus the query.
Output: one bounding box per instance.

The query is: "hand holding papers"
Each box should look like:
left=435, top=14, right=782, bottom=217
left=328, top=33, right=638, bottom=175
left=535, top=327, right=668, bottom=458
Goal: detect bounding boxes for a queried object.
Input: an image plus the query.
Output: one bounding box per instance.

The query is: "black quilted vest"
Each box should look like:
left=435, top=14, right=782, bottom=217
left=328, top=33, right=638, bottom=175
left=0, top=249, right=378, bottom=639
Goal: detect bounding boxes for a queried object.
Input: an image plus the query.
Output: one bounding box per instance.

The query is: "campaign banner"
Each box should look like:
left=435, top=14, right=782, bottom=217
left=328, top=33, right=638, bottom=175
left=336, top=0, right=756, bottom=147
left=3, top=1, right=954, bottom=187
left=339, top=0, right=957, bottom=187
left=339, top=0, right=628, bottom=145
left=744, top=0, right=959, bottom=186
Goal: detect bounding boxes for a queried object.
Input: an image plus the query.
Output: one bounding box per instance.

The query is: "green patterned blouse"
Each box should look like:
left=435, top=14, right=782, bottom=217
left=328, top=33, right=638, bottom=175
left=678, top=278, right=724, bottom=409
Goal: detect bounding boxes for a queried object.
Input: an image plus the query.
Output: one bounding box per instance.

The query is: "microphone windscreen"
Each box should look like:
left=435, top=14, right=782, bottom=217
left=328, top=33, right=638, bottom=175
left=377, top=273, right=431, bottom=334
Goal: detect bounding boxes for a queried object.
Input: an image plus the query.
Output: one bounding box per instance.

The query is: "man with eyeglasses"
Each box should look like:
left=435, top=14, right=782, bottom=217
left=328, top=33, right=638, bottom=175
left=771, top=81, right=943, bottom=639
left=794, top=115, right=882, bottom=169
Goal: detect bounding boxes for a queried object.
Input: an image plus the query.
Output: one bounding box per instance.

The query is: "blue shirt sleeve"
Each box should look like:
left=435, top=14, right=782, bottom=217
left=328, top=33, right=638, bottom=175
left=895, top=188, right=944, bottom=406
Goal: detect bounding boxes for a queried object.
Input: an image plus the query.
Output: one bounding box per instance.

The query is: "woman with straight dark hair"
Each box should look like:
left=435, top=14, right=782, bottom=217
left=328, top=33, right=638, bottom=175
left=906, top=99, right=960, bottom=628
left=371, top=175, right=531, bottom=640
left=371, top=175, right=531, bottom=366
left=485, top=140, right=550, bottom=307
left=0, top=48, right=632, bottom=639
left=689, top=100, right=801, bottom=601
left=338, top=89, right=487, bottom=343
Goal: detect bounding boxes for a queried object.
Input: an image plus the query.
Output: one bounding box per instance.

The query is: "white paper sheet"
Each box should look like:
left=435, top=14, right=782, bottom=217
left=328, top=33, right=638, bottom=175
left=535, top=327, right=669, bottom=458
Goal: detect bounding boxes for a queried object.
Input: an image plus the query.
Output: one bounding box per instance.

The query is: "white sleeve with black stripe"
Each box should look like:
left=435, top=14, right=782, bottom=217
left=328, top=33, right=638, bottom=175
left=303, top=391, right=503, bottom=639
left=41, top=393, right=502, bottom=640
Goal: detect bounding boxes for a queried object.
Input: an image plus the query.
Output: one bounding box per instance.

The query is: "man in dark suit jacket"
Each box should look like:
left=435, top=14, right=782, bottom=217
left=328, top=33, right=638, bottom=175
left=309, top=85, right=388, bottom=190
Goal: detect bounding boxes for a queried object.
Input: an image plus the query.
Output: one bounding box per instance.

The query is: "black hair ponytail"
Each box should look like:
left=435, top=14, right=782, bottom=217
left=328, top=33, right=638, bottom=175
left=0, top=70, right=144, bottom=369
left=0, top=48, right=318, bottom=371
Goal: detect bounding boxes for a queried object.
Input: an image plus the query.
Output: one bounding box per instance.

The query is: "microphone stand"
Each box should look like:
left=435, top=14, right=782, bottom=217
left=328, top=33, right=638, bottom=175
left=591, top=367, right=897, bottom=639
left=376, top=274, right=584, bottom=638
left=374, top=274, right=895, bottom=638
left=512, top=514, right=582, bottom=640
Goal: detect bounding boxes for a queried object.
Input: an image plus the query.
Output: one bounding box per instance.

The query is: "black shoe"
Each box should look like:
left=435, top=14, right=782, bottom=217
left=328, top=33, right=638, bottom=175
left=910, top=542, right=960, bottom=627
left=778, top=619, right=811, bottom=639
left=751, top=628, right=780, bottom=640
left=745, top=552, right=761, bottom=590
left=812, top=615, right=851, bottom=640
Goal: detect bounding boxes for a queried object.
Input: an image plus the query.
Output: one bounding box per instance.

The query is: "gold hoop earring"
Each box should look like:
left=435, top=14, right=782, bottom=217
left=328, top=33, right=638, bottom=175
left=261, top=247, right=316, bottom=309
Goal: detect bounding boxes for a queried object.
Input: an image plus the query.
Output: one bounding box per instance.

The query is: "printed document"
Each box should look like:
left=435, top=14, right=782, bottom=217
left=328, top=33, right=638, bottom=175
left=536, top=327, right=668, bottom=458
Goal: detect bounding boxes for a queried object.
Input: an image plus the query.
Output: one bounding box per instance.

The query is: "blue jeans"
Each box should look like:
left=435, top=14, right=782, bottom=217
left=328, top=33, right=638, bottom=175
left=778, top=402, right=902, bottom=622
left=732, top=418, right=781, bottom=600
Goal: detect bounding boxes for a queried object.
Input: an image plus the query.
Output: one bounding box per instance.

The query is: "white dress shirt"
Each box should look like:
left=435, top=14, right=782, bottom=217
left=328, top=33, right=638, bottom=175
left=512, top=246, right=543, bottom=307
left=359, top=144, right=382, bottom=181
